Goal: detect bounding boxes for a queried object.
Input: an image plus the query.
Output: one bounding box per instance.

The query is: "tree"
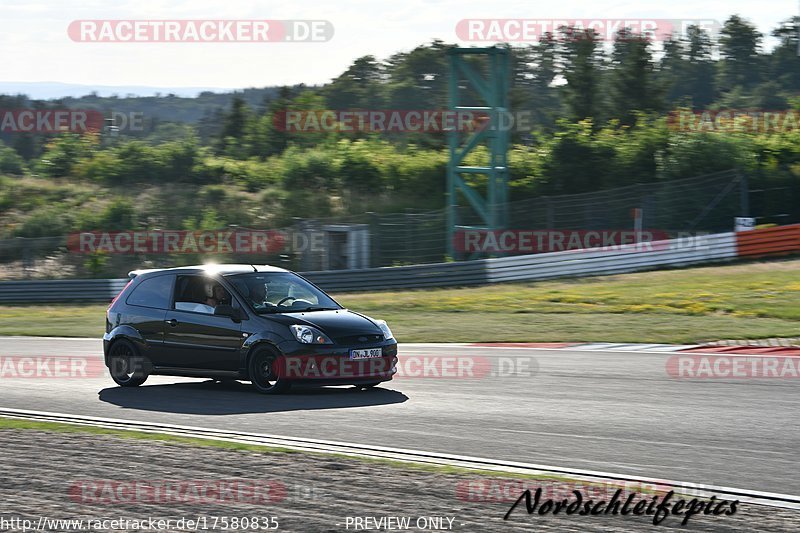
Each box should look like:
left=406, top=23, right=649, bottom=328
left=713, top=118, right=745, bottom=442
left=385, top=40, right=451, bottom=109
left=246, top=87, right=329, bottom=159
left=718, top=15, right=763, bottom=91
left=660, top=26, right=716, bottom=108
left=247, top=87, right=294, bottom=158
left=323, top=55, right=385, bottom=109
left=197, top=107, right=225, bottom=145
left=509, top=36, right=561, bottom=134
left=218, top=95, right=251, bottom=156
left=683, top=25, right=717, bottom=107
left=769, top=16, right=800, bottom=92
left=557, top=28, right=604, bottom=123
left=608, top=29, right=663, bottom=125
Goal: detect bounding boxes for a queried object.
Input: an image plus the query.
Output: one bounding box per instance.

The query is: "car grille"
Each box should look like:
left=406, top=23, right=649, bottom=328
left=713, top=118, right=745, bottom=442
left=335, top=334, right=384, bottom=345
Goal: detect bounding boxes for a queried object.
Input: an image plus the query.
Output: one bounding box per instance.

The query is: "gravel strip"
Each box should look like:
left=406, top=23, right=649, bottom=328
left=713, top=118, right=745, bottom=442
left=0, top=430, right=798, bottom=532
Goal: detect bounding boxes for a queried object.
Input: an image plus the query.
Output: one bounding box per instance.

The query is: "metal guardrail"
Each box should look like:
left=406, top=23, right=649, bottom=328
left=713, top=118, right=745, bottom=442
left=0, top=278, right=130, bottom=303
left=302, top=260, right=489, bottom=292
left=0, top=231, right=756, bottom=303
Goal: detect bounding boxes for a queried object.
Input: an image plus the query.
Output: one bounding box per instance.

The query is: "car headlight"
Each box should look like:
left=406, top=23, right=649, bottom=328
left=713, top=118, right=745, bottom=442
left=290, top=325, right=332, bottom=344
left=375, top=319, right=394, bottom=340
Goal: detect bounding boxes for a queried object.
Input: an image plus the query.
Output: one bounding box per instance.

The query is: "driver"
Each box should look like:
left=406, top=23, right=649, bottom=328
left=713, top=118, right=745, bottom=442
left=247, top=280, right=275, bottom=310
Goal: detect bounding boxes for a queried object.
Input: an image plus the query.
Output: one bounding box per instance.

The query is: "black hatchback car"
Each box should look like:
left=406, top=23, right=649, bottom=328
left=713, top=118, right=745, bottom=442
left=103, top=264, right=398, bottom=393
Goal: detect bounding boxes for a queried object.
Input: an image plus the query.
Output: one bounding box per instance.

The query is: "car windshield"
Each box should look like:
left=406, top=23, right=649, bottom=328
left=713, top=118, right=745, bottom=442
left=226, top=272, right=341, bottom=314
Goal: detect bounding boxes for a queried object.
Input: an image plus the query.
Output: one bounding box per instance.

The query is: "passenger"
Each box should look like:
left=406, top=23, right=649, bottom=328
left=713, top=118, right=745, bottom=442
left=205, top=284, right=229, bottom=307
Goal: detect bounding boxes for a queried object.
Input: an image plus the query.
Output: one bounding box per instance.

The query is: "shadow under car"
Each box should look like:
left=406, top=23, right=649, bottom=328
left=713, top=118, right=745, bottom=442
left=98, top=379, right=408, bottom=415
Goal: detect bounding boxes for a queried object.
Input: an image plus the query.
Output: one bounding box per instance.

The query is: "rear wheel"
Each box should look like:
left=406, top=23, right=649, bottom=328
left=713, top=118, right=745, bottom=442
left=248, top=347, right=291, bottom=394
left=108, top=339, right=148, bottom=387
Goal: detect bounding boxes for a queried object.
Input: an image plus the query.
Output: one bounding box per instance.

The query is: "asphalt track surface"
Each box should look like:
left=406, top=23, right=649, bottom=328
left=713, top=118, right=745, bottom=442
left=1, top=337, right=798, bottom=497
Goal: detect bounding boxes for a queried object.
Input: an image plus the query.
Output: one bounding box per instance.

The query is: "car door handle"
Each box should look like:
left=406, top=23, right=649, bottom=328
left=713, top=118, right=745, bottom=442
left=165, top=319, right=178, bottom=327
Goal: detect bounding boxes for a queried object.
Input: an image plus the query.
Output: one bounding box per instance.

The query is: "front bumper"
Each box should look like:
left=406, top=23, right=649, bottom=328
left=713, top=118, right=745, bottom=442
left=275, top=340, right=398, bottom=383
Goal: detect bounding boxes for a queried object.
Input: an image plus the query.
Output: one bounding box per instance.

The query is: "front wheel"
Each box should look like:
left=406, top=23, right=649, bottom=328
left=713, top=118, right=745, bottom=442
left=108, top=339, right=148, bottom=387
left=248, top=347, right=291, bottom=394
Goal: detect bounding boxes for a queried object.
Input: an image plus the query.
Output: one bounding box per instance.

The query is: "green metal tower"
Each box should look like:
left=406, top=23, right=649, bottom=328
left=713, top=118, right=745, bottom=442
left=447, top=46, right=511, bottom=259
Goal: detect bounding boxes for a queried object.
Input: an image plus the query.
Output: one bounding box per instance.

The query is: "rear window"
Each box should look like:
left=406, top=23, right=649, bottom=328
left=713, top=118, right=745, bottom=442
left=125, top=275, right=173, bottom=309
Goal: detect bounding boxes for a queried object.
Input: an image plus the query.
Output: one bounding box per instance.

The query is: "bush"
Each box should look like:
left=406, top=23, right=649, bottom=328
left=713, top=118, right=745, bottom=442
left=282, top=147, right=338, bottom=191
left=75, top=198, right=137, bottom=231
left=0, top=142, right=25, bottom=174
left=657, top=133, right=756, bottom=179
left=200, top=184, right=228, bottom=204
left=13, top=207, right=69, bottom=237
left=73, top=150, right=120, bottom=183
left=158, top=139, right=200, bottom=181
left=535, top=120, right=616, bottom=194
left=113, top=141, right=165, bottom=183
left=338, top=140, right=383, bottom=195
left=36, top=133, right=93, bottom=178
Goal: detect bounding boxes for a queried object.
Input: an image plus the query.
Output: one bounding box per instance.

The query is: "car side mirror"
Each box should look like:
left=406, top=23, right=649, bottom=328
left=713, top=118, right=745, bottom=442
left=214, top=304, right=242, bottom=322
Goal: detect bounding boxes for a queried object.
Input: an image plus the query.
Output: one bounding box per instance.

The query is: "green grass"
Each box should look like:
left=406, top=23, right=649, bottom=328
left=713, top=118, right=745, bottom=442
left=0, top=417, right=297, bottom=454
left=2, top=258, right=800, bottom=343
left=0, top=304, right=107, bottom=337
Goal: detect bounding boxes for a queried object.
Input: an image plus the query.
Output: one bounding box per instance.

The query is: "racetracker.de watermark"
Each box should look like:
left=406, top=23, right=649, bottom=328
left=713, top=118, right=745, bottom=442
left=453, top=230, right=712, bottom=254
left=667, top=109, right=800, bottom=134
left=276, top=355, right=537, bottom=380
left=68, top=230, right=289, bottom=254
left=69, top=480, right=286, bottom=505
left=273, top=110, right=537, bottom=133
left=0, top=109, right=104, bottom=133
left=456, top=19, right=722, bottom=42
left=68, top=20, right=333, bottom=42
left=666, top=355, right=800, bottom=379
left=0, top=356, right=103, bottom=379
left=106, top=112, right=145, bottom=132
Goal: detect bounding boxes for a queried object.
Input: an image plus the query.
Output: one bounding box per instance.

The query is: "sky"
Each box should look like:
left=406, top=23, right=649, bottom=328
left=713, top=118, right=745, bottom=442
left=0, top=0, right=797, bottom=95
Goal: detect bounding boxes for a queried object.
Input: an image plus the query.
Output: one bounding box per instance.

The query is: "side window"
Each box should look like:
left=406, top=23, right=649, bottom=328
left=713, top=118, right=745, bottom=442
left=173, top=275, right=232, bottom=315
left=125, top=275, right=173, bottom=309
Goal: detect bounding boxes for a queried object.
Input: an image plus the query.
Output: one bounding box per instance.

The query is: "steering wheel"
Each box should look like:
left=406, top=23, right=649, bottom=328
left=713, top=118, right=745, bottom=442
left=277, top=296, right=296, bottom=306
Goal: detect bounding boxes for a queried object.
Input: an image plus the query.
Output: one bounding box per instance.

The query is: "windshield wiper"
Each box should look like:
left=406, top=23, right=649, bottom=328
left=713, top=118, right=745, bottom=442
left=296, top=307, right=338, bottom=312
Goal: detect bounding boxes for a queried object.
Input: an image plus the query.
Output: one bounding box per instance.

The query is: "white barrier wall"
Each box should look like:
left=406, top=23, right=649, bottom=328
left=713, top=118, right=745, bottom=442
left=486, top=233, right=738, bottom=283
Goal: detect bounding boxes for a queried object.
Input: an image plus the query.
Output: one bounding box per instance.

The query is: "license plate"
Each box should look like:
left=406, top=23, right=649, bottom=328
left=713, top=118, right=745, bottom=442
left=350, top=348, right=382, bottom=360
